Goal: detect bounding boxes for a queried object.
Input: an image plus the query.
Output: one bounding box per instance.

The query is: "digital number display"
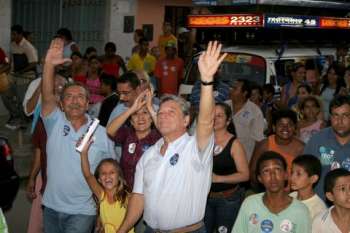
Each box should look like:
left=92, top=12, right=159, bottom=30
left=187, top=14, right=264, bottom=28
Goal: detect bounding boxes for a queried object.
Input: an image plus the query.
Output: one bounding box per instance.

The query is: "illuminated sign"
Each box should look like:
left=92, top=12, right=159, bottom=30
left=265, top=15, right=319, bottom=28
left=320, top=17, right=350, bottom=29
left=187, top=14, right=264, bottom=28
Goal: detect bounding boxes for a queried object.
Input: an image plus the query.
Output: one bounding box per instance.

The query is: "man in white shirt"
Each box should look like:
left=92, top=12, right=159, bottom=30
left=231, top=79, right=265, bottom=161
left=117, top=41, right=226, bottom=233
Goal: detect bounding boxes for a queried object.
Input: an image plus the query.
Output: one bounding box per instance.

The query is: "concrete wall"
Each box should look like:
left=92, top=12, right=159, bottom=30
left=0, top=0, right=11, bottom=116
left=135, top=0, right=192, bottom=47
left=107, top=0, right=137, bottom=61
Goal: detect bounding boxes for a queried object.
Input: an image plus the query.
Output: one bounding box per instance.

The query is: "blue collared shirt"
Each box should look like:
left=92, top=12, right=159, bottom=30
left=42, top=108, right=115, bottom=215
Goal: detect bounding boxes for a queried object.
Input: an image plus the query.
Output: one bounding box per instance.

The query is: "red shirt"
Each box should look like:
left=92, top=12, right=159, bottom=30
left=114, top=126, right=161, bottom=189
left=155, top=57, right=184, bottom=95
left=0, top=48, right=8, bottom=64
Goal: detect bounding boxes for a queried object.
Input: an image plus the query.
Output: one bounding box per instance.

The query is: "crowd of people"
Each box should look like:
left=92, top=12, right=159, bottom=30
left=0, top=22, right=350, bottom=233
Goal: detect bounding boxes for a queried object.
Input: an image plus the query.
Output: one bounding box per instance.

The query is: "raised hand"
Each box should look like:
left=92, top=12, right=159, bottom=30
left=198, top=41, right=227, bottom=82
left=45, top=38, right=72, bottom=67
left=130, top=90, right=147, bottom=113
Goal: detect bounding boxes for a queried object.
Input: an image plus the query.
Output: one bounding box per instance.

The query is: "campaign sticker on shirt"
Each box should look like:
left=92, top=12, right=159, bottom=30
left=280, top=219, right=293, bottom=232
left=63, top=125, right=70, bottom=136
left=128, top=143, right=136, bottom=154
left=319, top=146, right=335, bottom=165
left=169, top=153, right=179, bottom=166
left=142, top=144, right=150, bottom=152
left=213, top=145, right=222, bottom=156
left=170, top=66, right=177, bottom=72
left=242, top=110, right=250, bottom=119
left=331, top=161, right=341, bottom=170
left=342, top=158, right=350, bottom=171
left=217, top=226, right=227, bottom=233
left=260, top=219, right=273, bottom=233
left=249, top=213, right=259, bottom=225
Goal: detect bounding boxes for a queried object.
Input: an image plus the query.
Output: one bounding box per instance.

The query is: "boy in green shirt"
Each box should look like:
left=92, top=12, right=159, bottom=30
left=232, top=151, right=311, bottom=233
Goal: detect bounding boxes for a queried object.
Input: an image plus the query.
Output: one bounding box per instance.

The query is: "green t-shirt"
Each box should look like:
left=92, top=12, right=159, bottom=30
left=0, top=209, right=8, bottom=233
left=232, top=193, right=311, bottom=233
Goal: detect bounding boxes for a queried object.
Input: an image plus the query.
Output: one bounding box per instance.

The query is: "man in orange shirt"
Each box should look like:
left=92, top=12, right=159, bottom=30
left=158, top=22, right=177, bottom=58
left=154, top=41, right=184, bottom=96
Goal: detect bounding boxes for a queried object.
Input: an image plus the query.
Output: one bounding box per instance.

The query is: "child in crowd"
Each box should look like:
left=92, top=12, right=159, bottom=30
left=80, top=141, right=133, bottom=233
left=290, top=154, right=326, bottom=219
left=298, top=96, right=325, bottom=143
left=312, top=168, right=350, bottom=233
left=290, top=84, right=312, bottom=119
left=233, top=151, right=311, bottom=233
left=86, top=55, right=104, bottom=104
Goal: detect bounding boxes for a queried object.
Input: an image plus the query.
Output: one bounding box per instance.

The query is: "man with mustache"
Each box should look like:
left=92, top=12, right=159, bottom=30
left=40, top=38, right=115, bottom=233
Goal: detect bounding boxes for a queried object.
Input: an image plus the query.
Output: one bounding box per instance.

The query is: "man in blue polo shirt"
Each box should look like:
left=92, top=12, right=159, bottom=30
left=304, top=95, right=350, bottom=200
left=41, top=38, right=115, bottom=233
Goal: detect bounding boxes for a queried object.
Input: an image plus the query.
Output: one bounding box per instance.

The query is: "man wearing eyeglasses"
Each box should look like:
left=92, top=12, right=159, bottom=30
left=304, top=95, right=350, bottom=200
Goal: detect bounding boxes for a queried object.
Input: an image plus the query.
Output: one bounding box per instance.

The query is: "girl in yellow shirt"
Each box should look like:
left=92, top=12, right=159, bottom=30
left=80, top=140, right=133, bottom=233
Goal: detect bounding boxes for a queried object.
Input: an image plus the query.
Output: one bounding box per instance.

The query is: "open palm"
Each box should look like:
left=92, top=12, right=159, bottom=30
left=198, top=41, right=227, bottom=82
left=45, top=38, right=71, bottom=66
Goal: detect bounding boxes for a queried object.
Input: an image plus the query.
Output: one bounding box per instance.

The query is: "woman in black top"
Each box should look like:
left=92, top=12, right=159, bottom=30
left=204, top=102, right=249, bottom=233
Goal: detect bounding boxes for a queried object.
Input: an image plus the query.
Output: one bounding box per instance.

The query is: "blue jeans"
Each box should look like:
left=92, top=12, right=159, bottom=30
left=144, top=223, right=206, bottom=233
left=204, top=187, right=244, bottom=233
left=43, top=207, right=96, bottom=233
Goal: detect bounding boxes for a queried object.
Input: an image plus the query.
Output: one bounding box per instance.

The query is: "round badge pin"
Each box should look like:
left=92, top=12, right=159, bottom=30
left=128, top=143, right=136, bottom=154
left=260, top=219, right=274, bottom=233
left=169, top=153, right=179, bottom=166
left=280, top=219, right=293, bottom=232
left=217, top=226, right=227, bottom=233
left=63, top=125, right=70, bottom=136
left=249, top=213, right=259, bottom=225
left=214, top=145, right=222, bottom=156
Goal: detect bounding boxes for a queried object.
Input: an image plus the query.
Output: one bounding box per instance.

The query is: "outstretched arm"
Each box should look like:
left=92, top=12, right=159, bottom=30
left=41, top=38, right=71, bottom=117
left=196, top=41, right=226, bottom=151
left=80, top=139, right=103, bottom=199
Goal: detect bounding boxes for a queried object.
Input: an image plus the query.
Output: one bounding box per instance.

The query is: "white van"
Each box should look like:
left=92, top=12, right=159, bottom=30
left=179, top=46, right=336, bottom=96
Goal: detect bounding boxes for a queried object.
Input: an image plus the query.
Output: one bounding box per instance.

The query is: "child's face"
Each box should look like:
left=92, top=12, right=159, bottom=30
left=258, top=159, right=288, bottom=193
left=326, top=176, right=350, bottom=209
left=297, top=87, right=309, bottom=100
left=302, top=100, right=319, bottom=119
left=98, top=162, right=119, bottom=191
left=290, top=164, right=314, bottom=191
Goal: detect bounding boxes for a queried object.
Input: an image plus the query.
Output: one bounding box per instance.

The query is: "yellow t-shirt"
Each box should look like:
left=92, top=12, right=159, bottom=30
left=99, top=192, right=134, bottom=233
left=127, top=53, right=156, bottom=74
left=158, top=34, right=177, bottom=58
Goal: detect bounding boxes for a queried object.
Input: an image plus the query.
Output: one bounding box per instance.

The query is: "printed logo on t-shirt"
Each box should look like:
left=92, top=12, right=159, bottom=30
left=63, top=125, right=70, bottom=136
left=331, top=161, right=341, bottom=170
left=260, top=219, right=274, bottom=233
left=169, top=153, right=179, bottom=166
left=242, top=110, right=250, bottom=119
left=342, top=158, right=350, bottom=171
left=319, top=146, right=335, bottom=165
left=280, top=219, right=293, bottom=232
left=249, top=213, right=259, bottom=225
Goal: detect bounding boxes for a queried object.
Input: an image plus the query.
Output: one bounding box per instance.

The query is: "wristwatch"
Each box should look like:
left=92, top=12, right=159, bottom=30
left=201, top=80, right=214, bottom=86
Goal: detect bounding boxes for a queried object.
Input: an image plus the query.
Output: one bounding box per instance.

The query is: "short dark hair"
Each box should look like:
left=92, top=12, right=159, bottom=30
left=324, top=168, right=350, bottom=194
left=237, top=79, right=252, bottom=99
left=139, top=38, right=149, bottom=45
left=117, top=72, right=140, bottom=90
left=11, top=25, right=24, bottom=34
left=71, top=51, right=82, bottom=59
left=297, top=84, right=312, bottom=94
left=329, top=95, right=350, bottom=115
left=134, top=29, right=144, bottom=38
left=272, top=109, right=298, bottom=126
left=256, top=151, right=287, bottom=175
left=60, top=82, right=90, bottom=101
left=56, top=28, right=73, bottom=41
left=100, top=73, right=117, bottom=91
left=291, top=62, right=305, bottom=72
left=251, top=83, right=263, bottom=96
left=293, top=155, right=322, bottom=187
left=104, top=42, right=116, bottom=53
left=299, top=96, right=321, bottom=111
left=88, top=55, right=99, bottom=63
left=84, top=46, right=97, bottom=57
left=262, top=84, right=275, bottom=96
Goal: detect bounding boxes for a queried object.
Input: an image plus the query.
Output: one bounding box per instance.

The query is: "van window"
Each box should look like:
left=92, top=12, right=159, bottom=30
left=186, top=53, right=266, bottom=87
